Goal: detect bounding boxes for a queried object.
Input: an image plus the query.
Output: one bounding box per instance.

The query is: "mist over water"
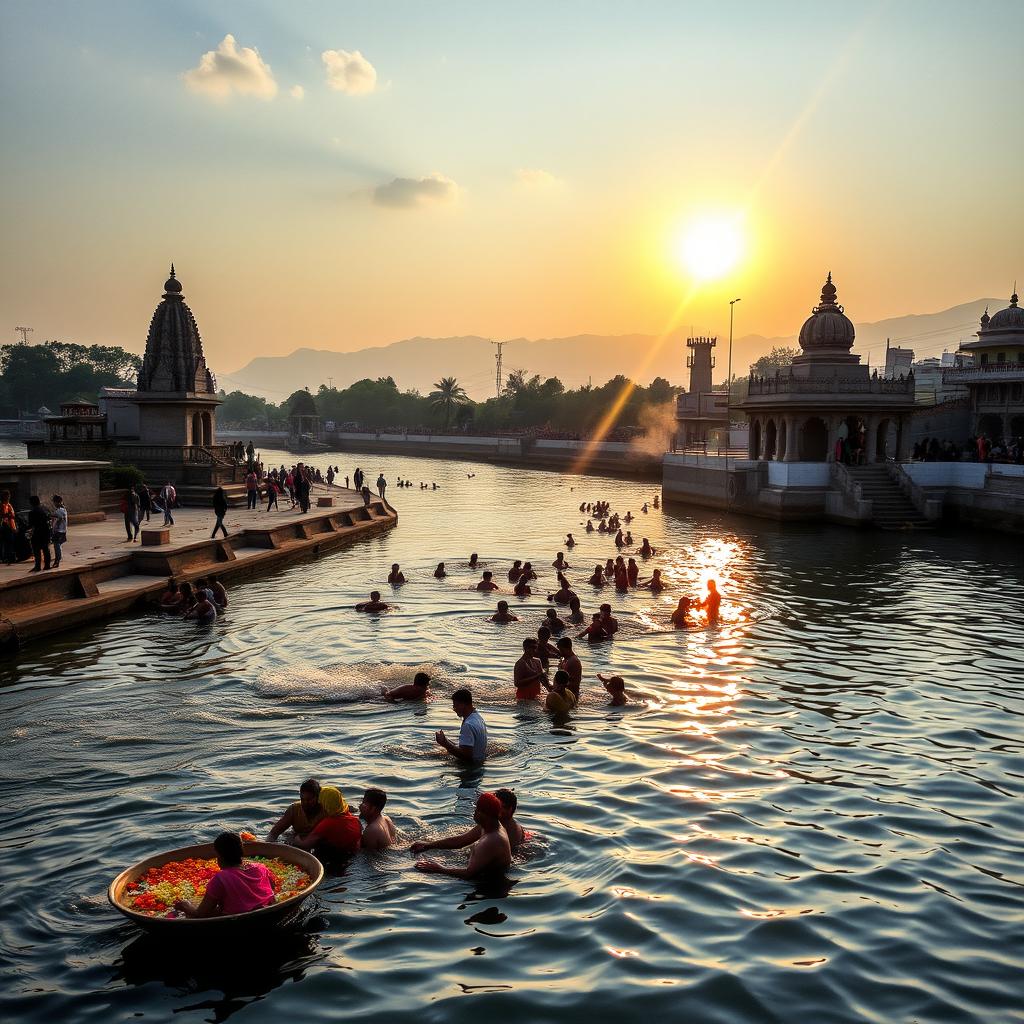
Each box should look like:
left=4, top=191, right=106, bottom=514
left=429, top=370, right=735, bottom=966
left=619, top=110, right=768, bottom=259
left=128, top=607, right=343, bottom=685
left=1, top=446, right=1022, bottom=1023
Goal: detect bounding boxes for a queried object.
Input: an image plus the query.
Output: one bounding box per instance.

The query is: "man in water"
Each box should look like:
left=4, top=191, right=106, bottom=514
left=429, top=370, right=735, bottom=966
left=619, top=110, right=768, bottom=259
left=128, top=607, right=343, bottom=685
left=598, top=673, right=628, bottom=706
left=413, top=792, right=512, bottom=880
left=268, top=778, right=325, bottom=841
left=476, top=570, right=498, bottom=591
left=359, top=787, right=397, bottom=850
left=697, top=579, right=722, bottom=622
left=514, top=637, right=547, bottom=700
left=490, top=600, right=518, bottom=623
left=388, top=563, right=406, bottom=585
left=435, top=688, right=487, bottom=762
left=383, top=671, right=431, bottom=701
left=598, top=603, right=619, bottom=636
left=356, top=591, right=389, bottom=612
left=411, top=788, right=525, bottom=856
left=556, top=636, right=582, bottom=698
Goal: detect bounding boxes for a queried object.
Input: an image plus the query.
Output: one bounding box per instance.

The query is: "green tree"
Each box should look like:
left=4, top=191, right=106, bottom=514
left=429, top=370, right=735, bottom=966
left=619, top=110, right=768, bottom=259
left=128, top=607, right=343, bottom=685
left=750, top=346, right=799, bottom=378
left=429, top=376, right=469, bottom=429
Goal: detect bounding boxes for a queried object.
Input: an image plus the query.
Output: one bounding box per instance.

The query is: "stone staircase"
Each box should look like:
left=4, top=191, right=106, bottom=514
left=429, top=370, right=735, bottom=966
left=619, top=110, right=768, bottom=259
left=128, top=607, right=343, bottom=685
left=845, top=465, right=933, bottom=530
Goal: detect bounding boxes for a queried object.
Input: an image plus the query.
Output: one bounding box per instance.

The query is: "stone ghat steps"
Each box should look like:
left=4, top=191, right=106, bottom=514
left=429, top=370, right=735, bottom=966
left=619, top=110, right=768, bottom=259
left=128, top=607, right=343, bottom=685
left=0, top=500, right=396, bottom=650
left=845, top=466, right=933, bottom=530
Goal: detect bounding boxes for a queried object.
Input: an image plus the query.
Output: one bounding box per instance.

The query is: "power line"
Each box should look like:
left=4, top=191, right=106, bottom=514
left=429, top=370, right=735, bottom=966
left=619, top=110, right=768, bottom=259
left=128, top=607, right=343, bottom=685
left=14, top=326, right=33, bottom=344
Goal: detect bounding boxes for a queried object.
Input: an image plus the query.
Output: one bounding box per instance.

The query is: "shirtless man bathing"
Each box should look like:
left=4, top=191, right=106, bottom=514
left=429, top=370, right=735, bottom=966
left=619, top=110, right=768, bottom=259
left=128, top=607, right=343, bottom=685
left=413, top=792, right=516, bottom=879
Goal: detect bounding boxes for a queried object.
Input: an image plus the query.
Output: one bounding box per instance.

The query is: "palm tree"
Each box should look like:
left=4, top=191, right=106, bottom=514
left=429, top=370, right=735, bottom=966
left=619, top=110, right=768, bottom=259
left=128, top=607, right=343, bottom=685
left=429, top=376, right=469, bottom=429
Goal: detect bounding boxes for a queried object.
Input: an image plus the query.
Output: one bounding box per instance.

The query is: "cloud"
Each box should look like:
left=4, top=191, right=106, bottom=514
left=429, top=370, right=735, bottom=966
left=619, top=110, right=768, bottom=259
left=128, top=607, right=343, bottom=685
left=290, top=84, right=305, bottom=100
left=322, top=49, right=377, bottom=94
left=372, top=173, right=459, bottom=209
left=184, top=34, right=277, bottom=100
left=516, top=168, right=563, bottom=189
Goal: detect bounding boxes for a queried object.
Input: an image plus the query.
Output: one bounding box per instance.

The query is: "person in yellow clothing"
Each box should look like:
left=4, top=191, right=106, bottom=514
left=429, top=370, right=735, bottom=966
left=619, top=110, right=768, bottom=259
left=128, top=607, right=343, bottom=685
left=543, top=669, right=577, bottom=714
left=268, top=778, right=325, bottom=841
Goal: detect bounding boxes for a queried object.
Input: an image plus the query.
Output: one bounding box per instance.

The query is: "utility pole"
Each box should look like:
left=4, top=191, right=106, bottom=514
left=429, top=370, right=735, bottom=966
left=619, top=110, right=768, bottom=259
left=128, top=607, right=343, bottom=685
left=727, top=298, right=741, bottom=442
left=491, top=340, right=505, bottom=398
left=327, top=377, right=335, bottom=389
left=15, top=326, right=33, bottom=345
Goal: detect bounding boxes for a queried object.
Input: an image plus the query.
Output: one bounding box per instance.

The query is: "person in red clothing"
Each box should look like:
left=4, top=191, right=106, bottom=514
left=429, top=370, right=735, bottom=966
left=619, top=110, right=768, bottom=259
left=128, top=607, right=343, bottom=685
left=174, top=832, right=275, bottom=918
left=293, top=786, right=361, bottom=860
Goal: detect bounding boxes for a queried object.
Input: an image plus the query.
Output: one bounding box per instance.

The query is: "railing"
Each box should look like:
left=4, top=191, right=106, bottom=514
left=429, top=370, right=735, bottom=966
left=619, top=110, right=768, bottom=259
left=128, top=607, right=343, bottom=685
left=830, top=461, right=864, bottom=503
left=942, top=363, right=1024, bottom=382
left=887, top=462, right=942, bottom=520
left=748, top=373, right=915, bottom=396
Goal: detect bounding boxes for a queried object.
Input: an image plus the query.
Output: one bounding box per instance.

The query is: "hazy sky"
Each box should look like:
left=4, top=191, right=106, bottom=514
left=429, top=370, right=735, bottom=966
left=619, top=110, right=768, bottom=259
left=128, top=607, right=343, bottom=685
left=1, top=0, right=1021, bottom=380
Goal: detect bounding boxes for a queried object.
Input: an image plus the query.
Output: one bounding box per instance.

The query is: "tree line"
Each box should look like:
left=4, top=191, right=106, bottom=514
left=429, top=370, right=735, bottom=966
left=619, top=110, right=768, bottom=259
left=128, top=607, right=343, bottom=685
left=0, top=341, right=142, bottom=414
left=254, top=372, right=684, bottom=435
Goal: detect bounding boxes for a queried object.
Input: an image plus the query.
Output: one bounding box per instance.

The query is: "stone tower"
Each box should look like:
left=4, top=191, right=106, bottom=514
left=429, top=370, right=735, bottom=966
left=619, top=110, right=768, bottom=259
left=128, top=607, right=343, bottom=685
left=138, top=265, right=217, bottom=394
left=133, top=266, right=221, bottom=449
left=686, top=336, right=717, bottom=395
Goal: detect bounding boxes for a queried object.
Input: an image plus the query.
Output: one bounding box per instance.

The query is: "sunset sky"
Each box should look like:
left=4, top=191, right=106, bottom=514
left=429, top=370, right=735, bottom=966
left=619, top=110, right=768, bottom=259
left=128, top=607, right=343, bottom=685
left=1, top=0, right=1021, bottom=379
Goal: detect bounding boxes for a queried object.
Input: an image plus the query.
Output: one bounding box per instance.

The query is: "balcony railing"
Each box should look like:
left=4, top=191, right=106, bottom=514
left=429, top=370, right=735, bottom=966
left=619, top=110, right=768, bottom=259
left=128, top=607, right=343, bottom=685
left=942, top=362, right=1024, bottom=383
left=747, top=372, right=914, bottom=396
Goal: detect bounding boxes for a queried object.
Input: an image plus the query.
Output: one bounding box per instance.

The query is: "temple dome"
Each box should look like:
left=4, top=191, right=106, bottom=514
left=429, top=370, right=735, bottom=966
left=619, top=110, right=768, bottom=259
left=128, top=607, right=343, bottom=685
left=163, top=264, right=183, bottom=295
left=138, top=265, right=216, bottom=394
left=798, top=273, right=856, bottom=352
left=985, top=291, right=1024, bottom=331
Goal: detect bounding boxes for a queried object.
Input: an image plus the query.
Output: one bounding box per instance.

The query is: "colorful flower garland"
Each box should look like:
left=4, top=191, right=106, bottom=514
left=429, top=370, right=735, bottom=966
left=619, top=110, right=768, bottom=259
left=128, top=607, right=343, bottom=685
left=124, top=856, right=312, bottom=918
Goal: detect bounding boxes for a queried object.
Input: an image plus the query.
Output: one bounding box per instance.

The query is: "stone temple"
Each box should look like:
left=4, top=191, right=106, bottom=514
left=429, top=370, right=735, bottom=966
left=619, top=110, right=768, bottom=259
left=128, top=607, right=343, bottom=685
left=29, top=267, right=239, bottom=491
left=738, top=273, right=917, bottom=463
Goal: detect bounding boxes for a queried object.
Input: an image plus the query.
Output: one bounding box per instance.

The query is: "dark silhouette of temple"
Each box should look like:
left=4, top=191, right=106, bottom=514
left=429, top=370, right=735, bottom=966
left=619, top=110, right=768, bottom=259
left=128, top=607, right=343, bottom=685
left=29, top=267, right=239, bottom=489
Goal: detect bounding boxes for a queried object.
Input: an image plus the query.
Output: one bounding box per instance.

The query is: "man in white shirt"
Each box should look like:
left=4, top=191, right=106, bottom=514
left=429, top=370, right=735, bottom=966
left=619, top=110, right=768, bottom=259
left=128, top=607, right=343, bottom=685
left=160, top=481, right=176, bottom=526
left=435, top=688, right=487, bottom=763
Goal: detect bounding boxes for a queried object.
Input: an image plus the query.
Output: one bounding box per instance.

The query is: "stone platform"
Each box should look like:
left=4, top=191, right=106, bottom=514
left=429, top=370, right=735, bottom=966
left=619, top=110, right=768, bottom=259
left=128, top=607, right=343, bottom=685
left=0, top=488, right=396, bottom=650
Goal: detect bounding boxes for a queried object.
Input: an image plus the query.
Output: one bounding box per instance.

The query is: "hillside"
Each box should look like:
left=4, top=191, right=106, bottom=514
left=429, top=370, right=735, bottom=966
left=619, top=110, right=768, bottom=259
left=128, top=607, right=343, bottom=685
left=223, top=298, right=996, bottom=401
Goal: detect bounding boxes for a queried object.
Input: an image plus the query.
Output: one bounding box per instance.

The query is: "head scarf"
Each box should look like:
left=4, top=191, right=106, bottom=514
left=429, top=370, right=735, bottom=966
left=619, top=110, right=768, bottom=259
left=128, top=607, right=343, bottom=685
left=319, top=786, right=348, bottom=815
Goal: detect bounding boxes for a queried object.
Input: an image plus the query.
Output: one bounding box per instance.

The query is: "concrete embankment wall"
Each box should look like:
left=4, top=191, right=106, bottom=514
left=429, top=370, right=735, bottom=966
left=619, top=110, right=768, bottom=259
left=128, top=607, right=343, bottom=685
left=662, top=453, right=831, bottom=521
left=903, top=462, right=1024, bottom=532
left=321, top=433, right=663, bottom=477
left=0, top=499, right=396, bottom=650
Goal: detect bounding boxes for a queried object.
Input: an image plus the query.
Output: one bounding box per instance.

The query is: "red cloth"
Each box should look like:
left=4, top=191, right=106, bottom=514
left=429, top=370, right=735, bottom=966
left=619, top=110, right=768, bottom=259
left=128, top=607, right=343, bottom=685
left=205, top=862, right=275, bottom=915
left=310, top=812, right=362, bottom=854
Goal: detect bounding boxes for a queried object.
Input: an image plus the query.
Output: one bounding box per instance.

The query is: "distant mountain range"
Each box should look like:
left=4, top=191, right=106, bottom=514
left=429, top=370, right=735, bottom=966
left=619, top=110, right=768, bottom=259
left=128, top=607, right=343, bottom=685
left=223, top=298, right=997, bottom=402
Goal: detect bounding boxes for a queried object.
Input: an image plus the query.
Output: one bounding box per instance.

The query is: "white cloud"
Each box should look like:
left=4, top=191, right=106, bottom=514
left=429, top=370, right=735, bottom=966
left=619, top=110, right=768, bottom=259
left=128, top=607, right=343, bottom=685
left=322, top=49, right=377, bottom=95
left=184, top=34, right=277, bottom=100
left=372, top=173, right=459, bottom=209
left=290, top=84, right=305, bottom=100
left=516, top=168, right=563, bottom=189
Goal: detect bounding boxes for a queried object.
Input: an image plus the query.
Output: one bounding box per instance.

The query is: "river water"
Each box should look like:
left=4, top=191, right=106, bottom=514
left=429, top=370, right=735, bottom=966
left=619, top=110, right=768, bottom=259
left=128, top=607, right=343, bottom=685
left=1, top=444, right=1022, bottom=1023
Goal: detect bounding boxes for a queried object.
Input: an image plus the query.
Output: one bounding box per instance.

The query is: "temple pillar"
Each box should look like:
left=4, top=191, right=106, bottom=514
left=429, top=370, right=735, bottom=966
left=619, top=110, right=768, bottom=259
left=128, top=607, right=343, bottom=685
left=760, top=421, right=771, bottom=460
left=825, top=415, right=840, bottom=463
left=895, top=416, right=910, bottom=461
left=748, top=419, right=758, bottom=459
left=865, top=415, right=880, bottom=463
left=783, top=415, right=799, bottom=462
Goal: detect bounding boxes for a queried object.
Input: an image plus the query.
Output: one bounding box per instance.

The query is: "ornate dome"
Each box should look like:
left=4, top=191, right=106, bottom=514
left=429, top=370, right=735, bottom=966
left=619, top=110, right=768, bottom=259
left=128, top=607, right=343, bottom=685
left=798, top=272, right=855, bottom=352
left=163, top=264, right=183, bottom=295
left=985, top=290, right=1024, bottom=331
left=138, top=265, right=216, bottom=394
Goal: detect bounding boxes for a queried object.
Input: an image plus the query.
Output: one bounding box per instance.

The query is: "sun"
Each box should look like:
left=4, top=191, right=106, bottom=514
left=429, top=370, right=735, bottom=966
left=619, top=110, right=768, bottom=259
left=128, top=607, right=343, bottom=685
left=676, top=216, right=744, bottom=281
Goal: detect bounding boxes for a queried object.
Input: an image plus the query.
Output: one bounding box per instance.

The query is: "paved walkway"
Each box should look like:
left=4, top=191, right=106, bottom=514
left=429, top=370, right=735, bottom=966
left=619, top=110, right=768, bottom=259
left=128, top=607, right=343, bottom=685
left=0, top=485, right=368, bottom=584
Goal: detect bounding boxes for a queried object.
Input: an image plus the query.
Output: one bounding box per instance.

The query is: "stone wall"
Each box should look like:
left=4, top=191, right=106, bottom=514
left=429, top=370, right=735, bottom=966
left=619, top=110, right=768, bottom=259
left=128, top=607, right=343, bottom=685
left=0, top=462, right=104, bottom=513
